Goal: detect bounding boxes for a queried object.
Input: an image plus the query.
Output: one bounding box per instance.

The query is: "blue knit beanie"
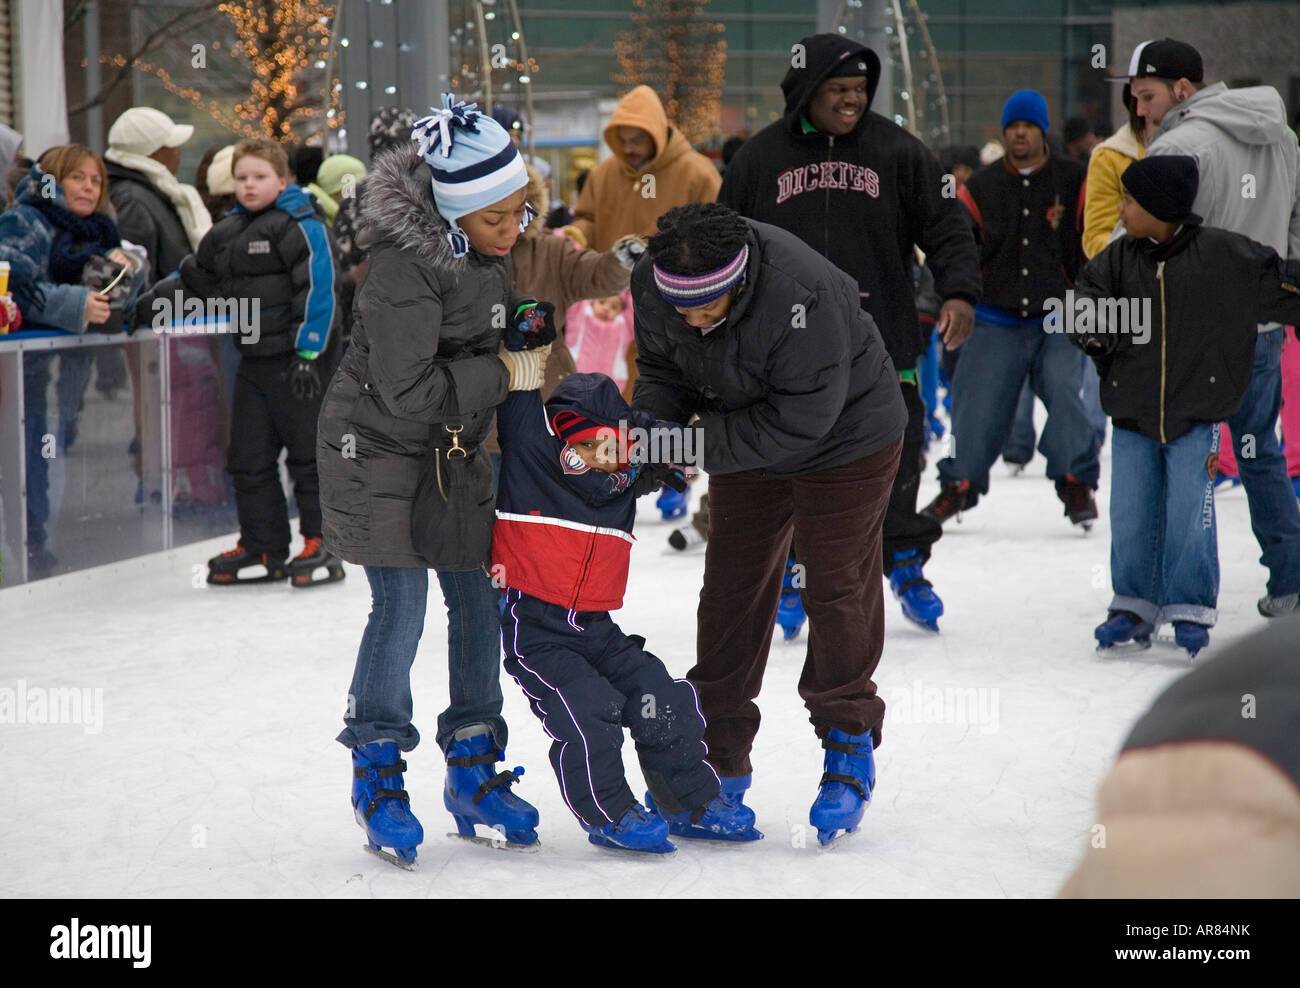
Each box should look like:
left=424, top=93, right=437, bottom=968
left=412, top=94, right=532, bottom=257
left=1001, top=90, right=1050, bottom=134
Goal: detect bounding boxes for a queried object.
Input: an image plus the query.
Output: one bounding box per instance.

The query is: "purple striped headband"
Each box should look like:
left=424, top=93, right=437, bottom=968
left=653, top=244, right=749, bottom=308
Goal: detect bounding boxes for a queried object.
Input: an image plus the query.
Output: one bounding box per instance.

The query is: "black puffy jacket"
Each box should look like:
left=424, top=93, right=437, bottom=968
left=106, top=162, right=193, bottom=286
left=1071, top=224, right=1300, bottom=443
left=317, top=143, right=529, bottom=568
left=631, top=219, right=907, bottom=478
left=143, top=184, right=339, bottom=358
left=718, top=34, right=980, bottom=371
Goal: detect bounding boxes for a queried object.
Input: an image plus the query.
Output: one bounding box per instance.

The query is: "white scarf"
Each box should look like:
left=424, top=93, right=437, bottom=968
left=104, top=147, right=212, bottom=250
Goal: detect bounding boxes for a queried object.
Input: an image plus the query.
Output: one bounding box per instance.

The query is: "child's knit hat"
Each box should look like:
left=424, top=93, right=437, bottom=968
left=1121, top=155, right=1202, bottom=226
left=412, top=94, right=531, bottom=257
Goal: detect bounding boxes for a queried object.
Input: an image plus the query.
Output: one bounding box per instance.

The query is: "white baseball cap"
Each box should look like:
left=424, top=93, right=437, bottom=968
left=107, top=107, right=194, bottom=155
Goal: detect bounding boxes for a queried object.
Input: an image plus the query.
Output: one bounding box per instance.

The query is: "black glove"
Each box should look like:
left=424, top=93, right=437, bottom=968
left=514, top=301, right=557, bottom=349
left=631, top=463, right=687, bottom=497
left=284, top=354, right=323, bottom=402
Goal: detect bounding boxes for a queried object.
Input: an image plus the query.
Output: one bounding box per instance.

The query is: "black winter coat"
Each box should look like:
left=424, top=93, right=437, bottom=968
left=139, top=185, right=339, bottom=358
left=718, top=34, right=980, bottom=371
left=960, top=152, right=1086, bottom=317
left=631, top=219, right=907, bottom=478
left=106, top=161, right=192, bottom=286
left=317, top=143, right=525, bottom=568
left=1071, top=224, right=1300, bottom=443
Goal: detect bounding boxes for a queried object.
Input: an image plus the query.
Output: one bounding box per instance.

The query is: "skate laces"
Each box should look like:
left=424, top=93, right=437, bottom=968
left=294, top=536, right=323, bottom=560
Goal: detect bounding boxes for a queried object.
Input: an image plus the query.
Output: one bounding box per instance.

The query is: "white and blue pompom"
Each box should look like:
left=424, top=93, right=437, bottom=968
left=411, top=93, right=482, bottom=159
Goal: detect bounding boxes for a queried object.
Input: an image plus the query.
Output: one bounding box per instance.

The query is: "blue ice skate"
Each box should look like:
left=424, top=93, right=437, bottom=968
left=777, top=555, right=806, bottom=641
left=888, top=549, right=943, bottom=632
left=352, top=741, right=423, bottom=868
left=656, top=485, right=690, bottom=521
left=444, top=726, right=540, bottom=847
left=584, top=803, right=676, bottom=854
left=1094, top=611, right=1154, bottom=651
left=809, top=729, right=874, bottom=847
left=646, top=774, right=763, bottom=842
left=1173, top=621, right=1209, bottom=658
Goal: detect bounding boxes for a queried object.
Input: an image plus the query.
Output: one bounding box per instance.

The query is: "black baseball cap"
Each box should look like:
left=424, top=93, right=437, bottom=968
left=1107, top=38, right=1204, bottom=93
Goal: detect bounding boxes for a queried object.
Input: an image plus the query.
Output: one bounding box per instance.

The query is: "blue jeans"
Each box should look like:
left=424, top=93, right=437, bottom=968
left=938, top=320, right=1100, bottom=494
left=1226, top=329, right=1300, bottom=596
left=1003, top=380, right=1037, bottom=464
left=337, top=565, right=508, bottom=753
left=1109, top=424, right=1219, bottom=626
left=1081, top=358, right=1108, bottom=451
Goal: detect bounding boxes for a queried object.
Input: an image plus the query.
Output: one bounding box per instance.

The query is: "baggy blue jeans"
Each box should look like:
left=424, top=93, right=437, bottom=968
left=1108, top=423, right=1219, bottom=627
left=937, top=319, right=1100, bottom=494
left=1225, top=329, right=1300, bottom=596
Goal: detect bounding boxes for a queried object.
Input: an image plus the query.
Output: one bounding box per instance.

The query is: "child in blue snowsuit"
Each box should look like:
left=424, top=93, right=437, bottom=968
left=493, top=366, right=761, bottom=851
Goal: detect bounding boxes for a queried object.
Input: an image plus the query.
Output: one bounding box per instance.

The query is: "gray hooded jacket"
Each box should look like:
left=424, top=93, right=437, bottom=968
left=316, top=142, right=523, bottom=568
left=1147, top=82, right=1300, bottom=260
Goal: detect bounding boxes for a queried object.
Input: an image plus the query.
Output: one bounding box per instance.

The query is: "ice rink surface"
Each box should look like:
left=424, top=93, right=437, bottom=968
left=0, top=432, right=1276, bottom=898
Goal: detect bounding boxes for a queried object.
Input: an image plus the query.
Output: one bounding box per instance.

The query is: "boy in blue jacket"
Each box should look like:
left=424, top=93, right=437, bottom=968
left=493, top=349, right=762, bottom=852
left=143, top=137, right=343, bottom=587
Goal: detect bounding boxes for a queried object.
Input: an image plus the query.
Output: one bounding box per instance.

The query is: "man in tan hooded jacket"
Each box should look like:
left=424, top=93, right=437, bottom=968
left=570, top=85, right=721, bottom=252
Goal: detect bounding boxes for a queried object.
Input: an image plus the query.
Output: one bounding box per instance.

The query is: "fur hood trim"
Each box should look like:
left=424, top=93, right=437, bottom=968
left=357, top=142, right=465, bottom=274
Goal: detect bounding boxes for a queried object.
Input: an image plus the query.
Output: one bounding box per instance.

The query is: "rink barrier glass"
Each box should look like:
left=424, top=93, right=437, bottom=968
left=0, top=330, right=244, bottom=586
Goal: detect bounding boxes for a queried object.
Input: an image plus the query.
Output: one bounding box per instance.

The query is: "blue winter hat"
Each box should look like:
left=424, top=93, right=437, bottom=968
left=1001, top=90, right=1050, bottom=134
left=412, top=94, right=531, bottom=257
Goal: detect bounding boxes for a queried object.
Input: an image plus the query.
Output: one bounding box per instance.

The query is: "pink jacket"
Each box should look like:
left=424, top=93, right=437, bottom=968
left=564, top=292, right=635, bottom=391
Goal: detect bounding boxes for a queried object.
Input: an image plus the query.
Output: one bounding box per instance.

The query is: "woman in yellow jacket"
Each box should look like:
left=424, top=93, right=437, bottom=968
left=1082, top=96, right=1145, bottom=260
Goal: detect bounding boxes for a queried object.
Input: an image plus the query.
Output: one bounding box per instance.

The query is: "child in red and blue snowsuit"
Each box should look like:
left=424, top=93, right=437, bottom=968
left=493, top=365, right=760, bottom=851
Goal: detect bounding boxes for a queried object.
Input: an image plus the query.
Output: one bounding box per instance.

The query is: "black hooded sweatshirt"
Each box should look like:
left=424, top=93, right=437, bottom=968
left=719, top=33, right=981, bottom=371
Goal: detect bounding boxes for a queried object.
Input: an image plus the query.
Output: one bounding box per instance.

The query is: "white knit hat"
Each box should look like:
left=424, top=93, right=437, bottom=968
left=108, top=107, right=194, bottom=156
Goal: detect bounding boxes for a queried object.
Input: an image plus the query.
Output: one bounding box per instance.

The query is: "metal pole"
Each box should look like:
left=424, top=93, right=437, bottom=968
left=84, top=0, right=103, bottom=150
left=473, top=1, right=491, bottom=111
left=892, top=1, right=916, bottom=135
left=505, top=0, right=533, bottom=164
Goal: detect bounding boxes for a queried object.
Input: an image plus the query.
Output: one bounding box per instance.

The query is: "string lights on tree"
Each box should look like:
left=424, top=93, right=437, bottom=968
left=100, top=0, right=342, bottom=141
left=613, top=0, right=726, bottom=146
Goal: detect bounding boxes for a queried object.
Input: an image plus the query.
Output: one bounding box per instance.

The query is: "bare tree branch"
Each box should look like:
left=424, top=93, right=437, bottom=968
left=67, top=4, right=224, bottom=117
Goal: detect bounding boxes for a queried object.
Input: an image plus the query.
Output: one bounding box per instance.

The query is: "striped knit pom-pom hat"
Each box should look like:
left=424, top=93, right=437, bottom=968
left=412, top=93, right=533, bottom=257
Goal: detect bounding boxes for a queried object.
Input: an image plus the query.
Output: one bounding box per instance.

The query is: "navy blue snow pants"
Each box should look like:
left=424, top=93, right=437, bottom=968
left=500, top=588, right=720, bottom=829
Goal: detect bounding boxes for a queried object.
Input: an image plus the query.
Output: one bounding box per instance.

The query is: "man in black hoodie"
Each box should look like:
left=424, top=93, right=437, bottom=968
left=719, top=33, right=980, bottom=633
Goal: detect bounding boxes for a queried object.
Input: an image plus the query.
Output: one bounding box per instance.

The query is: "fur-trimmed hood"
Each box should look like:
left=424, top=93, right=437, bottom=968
left=357, top=141, right=465, bottom=275
left=520, top=162, right=550, bottom=241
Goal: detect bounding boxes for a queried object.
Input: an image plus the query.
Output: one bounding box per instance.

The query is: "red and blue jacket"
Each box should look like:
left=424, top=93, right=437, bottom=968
left=493, top=373, right=658, bottom=612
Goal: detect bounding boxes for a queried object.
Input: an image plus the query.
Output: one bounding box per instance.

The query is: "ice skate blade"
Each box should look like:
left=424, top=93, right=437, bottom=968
left=363, top=843, right=417, bottom=870
left=207, top=572, right=287, bottom=585
left=290, top=566, right=346, bottom=588
left=815, top=826, right=861, bottom=849
left=900, top=614, right=940, bottom=633
left=1096, top=637, right=1152, bottom=654
left=587, top=833, right=677, bottom=856
left=445, top=831, right=541, bottom=853
left=669, top=825, right=764, bottom=843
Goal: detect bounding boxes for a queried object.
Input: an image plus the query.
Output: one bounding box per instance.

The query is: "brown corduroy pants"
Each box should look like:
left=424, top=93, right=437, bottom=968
left=689, top=438, right=902, bottom=777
